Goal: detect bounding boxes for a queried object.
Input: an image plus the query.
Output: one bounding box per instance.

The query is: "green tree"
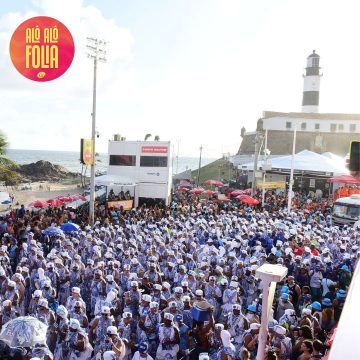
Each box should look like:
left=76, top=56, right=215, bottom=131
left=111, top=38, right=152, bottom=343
left=144, top=134, right=152, bottom=141
left=0, top=130, right=20, bottom=184
left=154, top=135, right=160, bottom=141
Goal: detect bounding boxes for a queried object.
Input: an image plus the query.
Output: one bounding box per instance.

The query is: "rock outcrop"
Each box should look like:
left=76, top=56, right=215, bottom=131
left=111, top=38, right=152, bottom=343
left=18, top=160, right=78, bottom=181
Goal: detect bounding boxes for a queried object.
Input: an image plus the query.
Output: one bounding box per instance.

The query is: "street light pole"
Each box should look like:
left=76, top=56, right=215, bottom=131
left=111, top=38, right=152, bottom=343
left=86, top=37, right=106, bottom=225
left=197, top=145, right=203, bottom=186
left=287, top=125, right=297, bottom=214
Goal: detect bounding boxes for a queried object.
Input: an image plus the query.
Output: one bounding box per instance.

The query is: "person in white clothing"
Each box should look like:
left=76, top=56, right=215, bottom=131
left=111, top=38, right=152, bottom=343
left=132, top=342, right=154, bottom=360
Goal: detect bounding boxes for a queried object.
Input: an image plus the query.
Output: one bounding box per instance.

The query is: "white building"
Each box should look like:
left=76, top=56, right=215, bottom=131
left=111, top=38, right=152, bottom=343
left=106, top=140, right=172, bottom=207
left=238, top=51, right=360, bottom=157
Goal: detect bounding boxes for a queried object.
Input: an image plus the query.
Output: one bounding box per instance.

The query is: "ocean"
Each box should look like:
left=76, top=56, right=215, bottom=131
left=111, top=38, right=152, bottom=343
left=6, top=149, right=215, bottom=175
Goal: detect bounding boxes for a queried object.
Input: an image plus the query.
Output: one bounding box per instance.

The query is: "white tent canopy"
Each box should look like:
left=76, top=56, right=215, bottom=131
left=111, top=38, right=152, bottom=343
left=95, top=174, right=137, bottom=187
left=241, top=150, right=348, bottom=175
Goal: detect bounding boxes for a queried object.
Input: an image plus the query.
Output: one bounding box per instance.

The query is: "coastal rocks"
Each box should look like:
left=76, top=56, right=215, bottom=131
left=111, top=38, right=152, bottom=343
left=18, top=160, right=78, bottom=181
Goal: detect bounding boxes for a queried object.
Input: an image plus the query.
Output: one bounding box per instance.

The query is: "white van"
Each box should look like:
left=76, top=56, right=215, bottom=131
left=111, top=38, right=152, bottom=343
left=332, top=194, right=360, bottom=227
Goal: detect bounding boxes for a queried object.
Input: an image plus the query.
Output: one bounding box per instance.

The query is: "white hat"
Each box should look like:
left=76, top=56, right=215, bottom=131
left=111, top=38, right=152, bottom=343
left=130, top=281, right=138, bottom=287
left=195, top=289, right=203, bottom=296
left=162, top=282, right=171, bottom=289
left=7, top=280, right=16, bottom=288
left=302, top=308, right=311, bottom=316
left=33, top=290, right=42, bottom=298
left=164, top=313, right=174, bottom=321
left=122, top=312, right=132, bottom=319
left=250, top=323, right=261, bottom=330
left=232, top=304, right=241, bottom=311
left=215, top=323, right=225, bottom=331
left=72, top=287, right=81, bottom=294
left=153, top=284, right=162, bottom=291
left=142, top=294, right=151, bottom=302
left=2, top=300, right=11, bottom=307
left=169, top=301, right=178, bottom=308
left=274, top=325, right=286, bottom=335
left=38, top=299, right=49, bottom=309
left=174, top=287, right=183, bottom=294
left=150, top=301, right=159, bottom=309
left=69, top=318, right=81, bottom=330
left=107, top=326, right=118, bottom=335
left=106, top=275, right=114, bottom=282
left=56, top=305, right=68, bottom=318
left=102, top=306, right=111, bottom=314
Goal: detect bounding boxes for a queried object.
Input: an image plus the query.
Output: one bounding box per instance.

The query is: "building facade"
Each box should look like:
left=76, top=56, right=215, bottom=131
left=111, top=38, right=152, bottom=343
left=238, top=51, right=360, bottom=156
left=107, top=140, right=172, bottom=206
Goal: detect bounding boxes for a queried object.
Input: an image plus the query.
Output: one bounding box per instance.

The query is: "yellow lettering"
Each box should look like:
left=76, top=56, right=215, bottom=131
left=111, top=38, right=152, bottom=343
left=31, top=45, right=40, bottom=68
left=25, top=45, right=31, bottom=68
left=50, top=45, right=58, bottom=68
left=53, top=26, right=58, bottom=43
left=34, top=26, right=40, bottom=42
left=25, top=28, right=32, bottom=43
left=44, top=28, right=50, bottom=43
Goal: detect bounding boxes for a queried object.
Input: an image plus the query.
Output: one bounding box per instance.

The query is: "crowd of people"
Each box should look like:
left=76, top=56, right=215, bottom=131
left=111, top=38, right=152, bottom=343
left=0, top=191, right=357, bottom=360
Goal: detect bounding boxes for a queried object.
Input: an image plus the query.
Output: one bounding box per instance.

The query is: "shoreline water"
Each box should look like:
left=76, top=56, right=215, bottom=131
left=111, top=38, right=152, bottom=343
left=6, top=148, right=216, bottom=175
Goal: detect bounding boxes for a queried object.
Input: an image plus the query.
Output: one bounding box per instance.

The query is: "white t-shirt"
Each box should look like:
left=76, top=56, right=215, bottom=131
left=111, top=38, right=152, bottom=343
left=132, top=351, right=154, bottom=360
left=322, top=278, right=336, bottom=296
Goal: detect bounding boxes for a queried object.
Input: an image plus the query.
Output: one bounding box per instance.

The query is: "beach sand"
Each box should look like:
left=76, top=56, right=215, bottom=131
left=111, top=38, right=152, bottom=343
left=0, top=180, right=83, bottom=209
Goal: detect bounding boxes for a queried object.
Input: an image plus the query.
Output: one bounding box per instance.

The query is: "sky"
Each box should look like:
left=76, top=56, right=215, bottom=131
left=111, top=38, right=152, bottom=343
left=1, top=0, right=360, bottom=158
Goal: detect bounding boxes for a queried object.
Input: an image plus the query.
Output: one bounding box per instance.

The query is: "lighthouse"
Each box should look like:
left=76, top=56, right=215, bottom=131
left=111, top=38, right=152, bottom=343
left=302, top=50, right=321, bottom=113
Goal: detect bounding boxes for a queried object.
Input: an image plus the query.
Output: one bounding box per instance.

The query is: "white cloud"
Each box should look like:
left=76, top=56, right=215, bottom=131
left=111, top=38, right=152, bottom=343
left=0, top=0, right=136, bottom=153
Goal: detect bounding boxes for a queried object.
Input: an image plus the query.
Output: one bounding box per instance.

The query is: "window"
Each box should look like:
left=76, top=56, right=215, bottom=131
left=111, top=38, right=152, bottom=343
left=301, top=122, right=307, bottom=130
left=312, top=57, right=319, bottom=67
left=338, top=124, right=344, bottom=131
left=286, top=122, right=292, bottom=129
left=315, top=123, right=320, bottom=130
left=350, top=124, right=357, bottom=132
left=330, top=124, right=337, bottom=132
left=140, top=156, right=168, bottom=167
left=109, top=155, right=136, bottom=166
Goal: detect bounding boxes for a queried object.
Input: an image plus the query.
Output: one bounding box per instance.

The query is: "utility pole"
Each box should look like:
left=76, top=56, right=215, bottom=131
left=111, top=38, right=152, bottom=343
left=261, top=129, right=268, bottom=207
left=176, top=140, right=180, bottom=174
left=287, top=124, right=298, bottom=214
left=86, top=37, right=106, bottom=225
left=251, top=119, right=264, bottom=196
left=197, top=145, right=203, bottom=186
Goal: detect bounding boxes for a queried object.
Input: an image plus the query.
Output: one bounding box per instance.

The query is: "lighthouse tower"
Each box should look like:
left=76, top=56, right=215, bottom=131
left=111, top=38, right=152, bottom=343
left=302, top=50, right=321, bottom=113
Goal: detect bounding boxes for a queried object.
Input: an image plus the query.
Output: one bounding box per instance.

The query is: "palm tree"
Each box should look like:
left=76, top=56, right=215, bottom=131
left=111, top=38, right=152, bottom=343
left=0, top=130, right=20, bottom=185
left=154, top=135, right=160, bottom=141
left=144, top=134, right=152, bottom=141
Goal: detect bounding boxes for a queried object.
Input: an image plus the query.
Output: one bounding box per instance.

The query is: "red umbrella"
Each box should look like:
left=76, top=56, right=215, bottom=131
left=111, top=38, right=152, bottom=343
left=29, top=200, right=48, bottom=208
left=237, top=195, right=259, bottom=205
left=190, top=187, right=205, bottom=195
left=236, top=194, right=249, bottom=200
left=47, top=199, right=64, bottom=207
left=242, top=188, right=252, bottom=194
left=179, top=180, right=191, bottom=186
left=178, top=187, right=190, bottom=192
left=57, top=195, right=73, bottom=202
left=204, top=180, right=224, bottom=187
left=204, top=190, right=217, bottom=196
left=72, top=194, right=87, bottom=201
left=328, top=175, right=360, bottom=184
left=231, top=190, right=245, bottom=196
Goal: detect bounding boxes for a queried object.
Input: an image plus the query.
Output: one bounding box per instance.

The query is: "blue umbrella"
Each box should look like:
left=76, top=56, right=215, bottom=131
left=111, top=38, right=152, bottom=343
left=43, top=227, right=64, bottom=236
left=60, top=223, right=80, bottom=232
left=1, top=200, right=11, bottom=204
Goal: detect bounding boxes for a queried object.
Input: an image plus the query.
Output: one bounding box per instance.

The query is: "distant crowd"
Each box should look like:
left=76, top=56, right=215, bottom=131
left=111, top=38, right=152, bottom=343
left=0, top=189, right=357, bottom=360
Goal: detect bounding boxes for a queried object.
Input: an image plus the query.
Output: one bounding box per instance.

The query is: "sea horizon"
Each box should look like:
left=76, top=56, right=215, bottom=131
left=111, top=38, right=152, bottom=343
left=6, top=148, right=217, bottom=175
